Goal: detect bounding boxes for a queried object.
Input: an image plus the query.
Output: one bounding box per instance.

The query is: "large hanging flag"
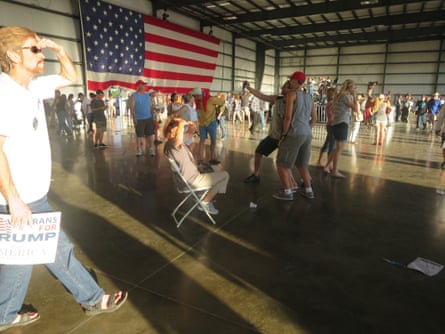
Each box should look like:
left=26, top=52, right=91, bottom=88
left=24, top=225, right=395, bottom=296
left=79, top=0, right=220, bottom=93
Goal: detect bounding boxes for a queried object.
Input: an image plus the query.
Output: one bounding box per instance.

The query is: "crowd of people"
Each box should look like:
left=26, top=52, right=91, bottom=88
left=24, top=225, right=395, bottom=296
left=38, top=64, right=445, bottom=203
left=51, top=73, right=445, bottom=206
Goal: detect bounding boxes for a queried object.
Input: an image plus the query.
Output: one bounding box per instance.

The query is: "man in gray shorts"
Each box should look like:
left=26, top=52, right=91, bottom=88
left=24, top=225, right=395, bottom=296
left=274, top=71, right=317, bottom=201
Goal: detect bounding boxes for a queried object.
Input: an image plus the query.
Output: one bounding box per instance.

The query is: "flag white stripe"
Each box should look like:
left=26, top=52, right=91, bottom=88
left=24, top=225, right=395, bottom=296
left=86, top=71, right=140, bottom=85
left=144, top=60, right=215, bottom=77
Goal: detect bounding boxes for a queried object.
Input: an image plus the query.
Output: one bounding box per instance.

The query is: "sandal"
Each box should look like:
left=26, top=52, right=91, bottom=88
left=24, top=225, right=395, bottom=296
left=82, top=291, right=128, bottom=316
left=0, top=311, right=40, bottom=332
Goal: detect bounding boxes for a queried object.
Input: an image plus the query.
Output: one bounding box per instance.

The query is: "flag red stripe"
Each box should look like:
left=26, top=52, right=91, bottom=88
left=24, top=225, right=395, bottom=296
left=145, top=51, right=217, bottom=70
left=142, top=69, right=213, bottom=82
left=145, top=33, right=218, bottom=58
left=144, top=15, right=220, bottom=45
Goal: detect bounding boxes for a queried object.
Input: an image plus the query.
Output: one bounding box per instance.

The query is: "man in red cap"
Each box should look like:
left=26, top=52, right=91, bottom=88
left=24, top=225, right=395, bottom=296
left=273, top=71, right=317, bottom=200
left=130, top=80, right=156, bottom=156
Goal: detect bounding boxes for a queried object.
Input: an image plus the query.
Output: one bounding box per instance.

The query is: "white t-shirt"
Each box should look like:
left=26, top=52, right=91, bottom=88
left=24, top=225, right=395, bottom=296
left=181, top=104, right=198, bottom=123
left=0, top=73, right=69, bottom=205
left=82, top=96, right=92, bottom=114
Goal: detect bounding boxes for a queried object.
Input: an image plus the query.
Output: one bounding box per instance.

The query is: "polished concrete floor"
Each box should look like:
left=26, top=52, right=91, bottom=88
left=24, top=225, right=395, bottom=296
left=11, top=115, right=445, bottom=334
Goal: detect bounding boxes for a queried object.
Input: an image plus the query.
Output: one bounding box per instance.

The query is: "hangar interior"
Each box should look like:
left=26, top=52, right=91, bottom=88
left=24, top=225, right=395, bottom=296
left=1, top=1, right=445, bottom=334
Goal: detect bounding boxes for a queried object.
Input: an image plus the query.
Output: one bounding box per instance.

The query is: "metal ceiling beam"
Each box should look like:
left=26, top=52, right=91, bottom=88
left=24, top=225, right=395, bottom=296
left=273, top=25, right=445, bottom=49
left=160, top=4, right=282, bottom=50
left=152, top=0, right=423, bottom=24
left=209, top=0, right=422, bottom=25
left=151, top=0, right=444, bottom=51
left=152, top=0, right=212, bottom=8
left=249, top=10, right=445, bottom=37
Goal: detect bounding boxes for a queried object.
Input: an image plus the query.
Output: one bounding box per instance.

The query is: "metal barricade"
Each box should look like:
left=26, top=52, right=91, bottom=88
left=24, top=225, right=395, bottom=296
left=316, top=103, right=326, bottom=123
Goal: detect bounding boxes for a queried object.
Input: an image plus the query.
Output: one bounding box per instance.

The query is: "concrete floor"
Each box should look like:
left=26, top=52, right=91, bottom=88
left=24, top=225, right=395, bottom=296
left=11, top=116, right=445, bottom=334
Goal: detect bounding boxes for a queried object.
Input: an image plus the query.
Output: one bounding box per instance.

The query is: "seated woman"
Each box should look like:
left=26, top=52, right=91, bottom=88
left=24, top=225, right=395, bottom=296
left=163, top=117, right=229, bottom=215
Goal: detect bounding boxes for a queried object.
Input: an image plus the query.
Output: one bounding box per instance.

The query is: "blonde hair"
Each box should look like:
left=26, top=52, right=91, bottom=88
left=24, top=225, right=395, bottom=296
left=372, top=95, right=386, bottom=112
left=372, top=99, right=380, bottom=112
left=334, top=79, right=354, bottom=103
left=0, top=26, right=36, bottom=73
left=163, top=116, right=182, bottom=139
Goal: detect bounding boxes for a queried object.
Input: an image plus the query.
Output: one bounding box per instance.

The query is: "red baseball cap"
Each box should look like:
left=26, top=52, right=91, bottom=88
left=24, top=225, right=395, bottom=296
left=290, top=71, right=306, bottom=83
left=135, top=80, right=147, bottom=87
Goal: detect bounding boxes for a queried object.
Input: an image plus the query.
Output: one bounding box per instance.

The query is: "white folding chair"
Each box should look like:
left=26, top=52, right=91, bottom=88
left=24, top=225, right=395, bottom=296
left=166, top=156, right=216, bottom=228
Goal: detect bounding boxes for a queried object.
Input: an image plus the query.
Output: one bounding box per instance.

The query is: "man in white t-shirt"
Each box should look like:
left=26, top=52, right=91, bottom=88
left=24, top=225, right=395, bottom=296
left=0, top=26, right=127, bottom=331
left=82, top=92, right=94, bottom=133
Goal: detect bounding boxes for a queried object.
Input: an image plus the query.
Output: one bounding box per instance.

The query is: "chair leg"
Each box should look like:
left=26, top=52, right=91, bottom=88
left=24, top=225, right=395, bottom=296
left=192, top=190, right=217, bottom=225
left=176, top=202, right=199, bottom=228
left=172, top=190, right=216, bottom=228
left=172, top=193, right=191, bottom=217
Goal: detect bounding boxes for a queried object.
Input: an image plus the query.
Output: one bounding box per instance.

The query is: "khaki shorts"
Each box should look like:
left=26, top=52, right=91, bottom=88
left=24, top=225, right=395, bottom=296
left=191, top=170, right=229, bottom=194
left=93, top=120, right=107, bottom=133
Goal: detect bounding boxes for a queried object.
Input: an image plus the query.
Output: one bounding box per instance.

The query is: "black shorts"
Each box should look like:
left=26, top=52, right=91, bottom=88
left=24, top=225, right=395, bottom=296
left=135, top=118, right=155, bottom=137
left=332, top=122, right=348, bottom=141
left=255, top=136, right=279, bottom=156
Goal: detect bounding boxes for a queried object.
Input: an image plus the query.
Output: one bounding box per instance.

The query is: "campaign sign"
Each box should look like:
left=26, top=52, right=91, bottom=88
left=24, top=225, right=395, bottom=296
left=0, top=212, right=61, bottom=265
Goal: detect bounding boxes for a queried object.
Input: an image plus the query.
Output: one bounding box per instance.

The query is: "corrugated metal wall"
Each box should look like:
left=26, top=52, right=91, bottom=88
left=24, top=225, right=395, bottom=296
left=2, top=0, right=444, bottom=99
left=280, top=41, right=445, bottom=98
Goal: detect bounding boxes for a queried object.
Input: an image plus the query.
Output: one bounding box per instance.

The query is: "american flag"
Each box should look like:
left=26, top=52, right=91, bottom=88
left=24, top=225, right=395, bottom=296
left=79, top=0, right=220, bottom=94
left=0, top=216, right=12, bottom=234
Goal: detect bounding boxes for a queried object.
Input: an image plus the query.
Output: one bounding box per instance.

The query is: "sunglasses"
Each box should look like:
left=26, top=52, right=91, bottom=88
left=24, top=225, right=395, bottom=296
left=22, top=46, right=43, bottom=54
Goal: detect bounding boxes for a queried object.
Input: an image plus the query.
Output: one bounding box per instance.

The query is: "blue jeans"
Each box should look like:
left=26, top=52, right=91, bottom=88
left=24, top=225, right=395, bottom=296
left=0, top=196, right=104, bottom=324
left=258, top=111, right=265, bottom=129
left=416, top=113, right=426, bottom=129
left=56, top=111, right=73, bottom=136
left=218, top=116, right=226, bottom=138
left=320, top=125, right=336, bottom=153
left=199, top=120, right=218, bottom=141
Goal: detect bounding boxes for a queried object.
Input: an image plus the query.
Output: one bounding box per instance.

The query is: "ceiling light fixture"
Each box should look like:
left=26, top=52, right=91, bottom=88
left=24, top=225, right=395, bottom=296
left=223, top=16, right=237, bottom=21
left=360, top=0, right=379, bottom=5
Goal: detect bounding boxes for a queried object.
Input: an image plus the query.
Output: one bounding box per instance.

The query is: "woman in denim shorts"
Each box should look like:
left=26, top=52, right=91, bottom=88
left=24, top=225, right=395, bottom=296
left=324, top=79, right=357, bottom=179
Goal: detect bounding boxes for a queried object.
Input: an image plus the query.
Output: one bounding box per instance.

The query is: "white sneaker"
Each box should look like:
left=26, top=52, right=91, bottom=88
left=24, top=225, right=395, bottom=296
left=148, top=147, right=156, bottom=156
left=198, top=201, right=219, bottom=215
left=136, top=148, right=143, bottom=156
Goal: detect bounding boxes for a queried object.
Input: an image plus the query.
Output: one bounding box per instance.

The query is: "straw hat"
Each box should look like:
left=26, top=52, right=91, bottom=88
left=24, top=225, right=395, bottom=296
left=190, top=87, right=203, bottom=95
